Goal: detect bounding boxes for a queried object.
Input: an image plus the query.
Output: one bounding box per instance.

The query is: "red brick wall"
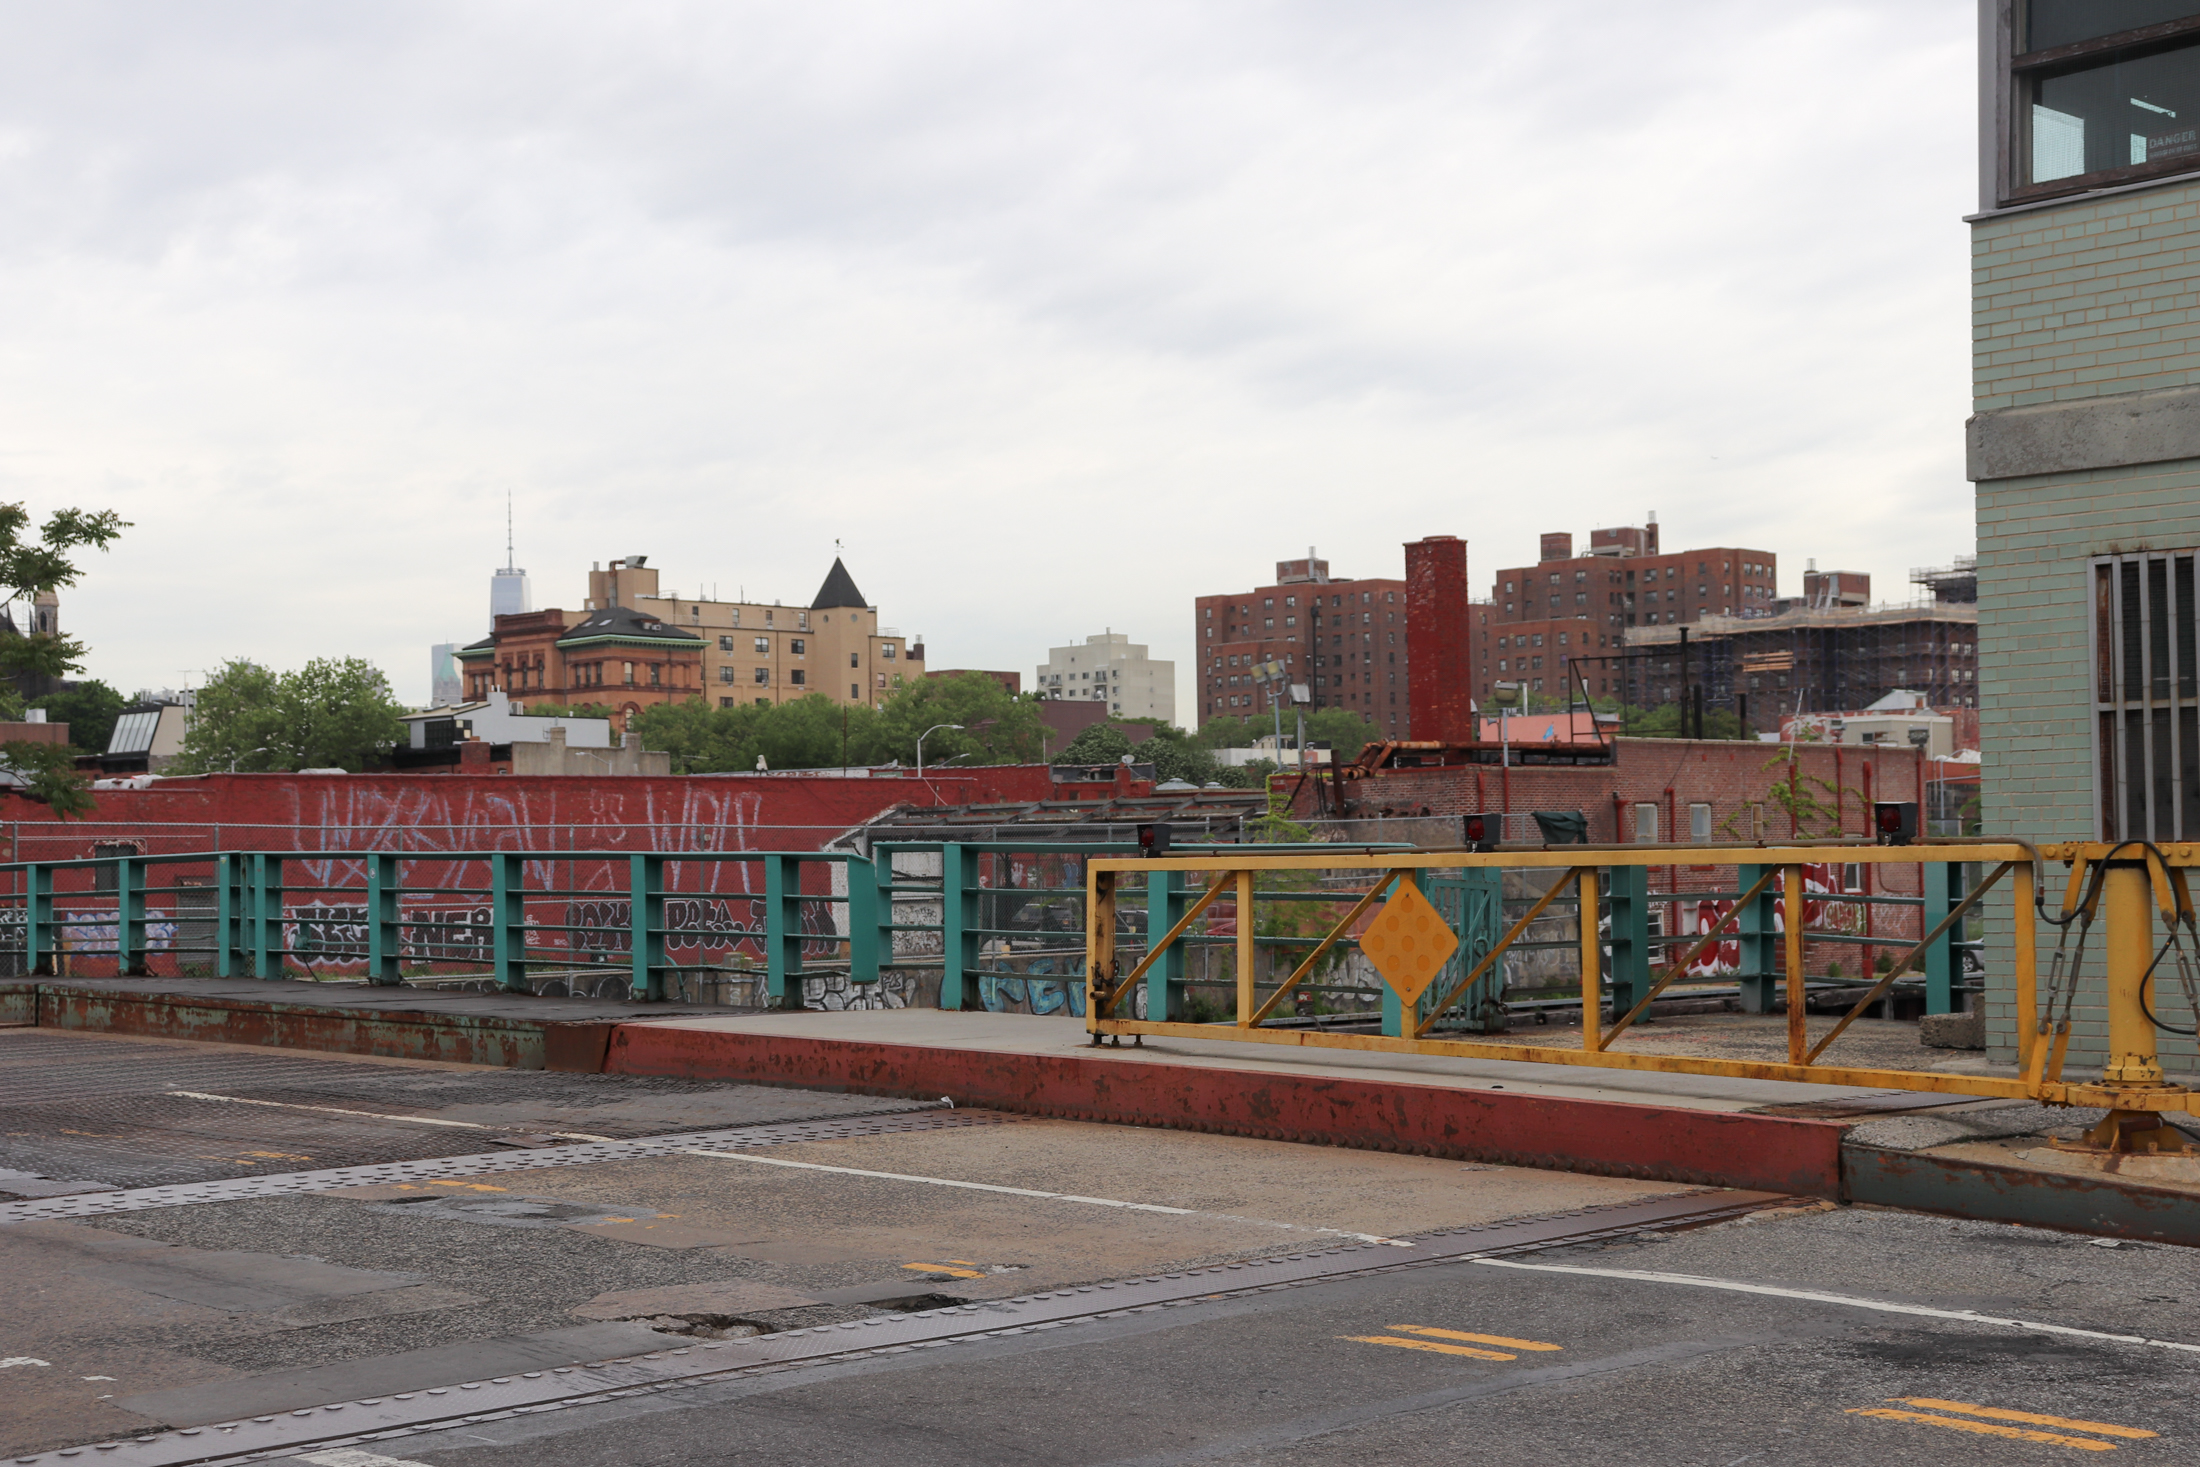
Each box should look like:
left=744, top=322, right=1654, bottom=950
left=0, top=766, right=1061, bottom=859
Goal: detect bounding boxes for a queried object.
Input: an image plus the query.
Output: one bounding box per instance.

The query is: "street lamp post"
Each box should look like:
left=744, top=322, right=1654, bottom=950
left=916, top=723, right=963, bottom=778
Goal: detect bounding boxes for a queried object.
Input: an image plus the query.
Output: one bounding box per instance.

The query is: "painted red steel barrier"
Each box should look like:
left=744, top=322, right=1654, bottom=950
left=605, top=1025, right=1848, bottom=1197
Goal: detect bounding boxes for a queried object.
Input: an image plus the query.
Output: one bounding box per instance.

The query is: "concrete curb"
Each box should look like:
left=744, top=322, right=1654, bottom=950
left=3, top=981, right=615, bottom=1070
left=604, top=1024, right=1852, bottom=1198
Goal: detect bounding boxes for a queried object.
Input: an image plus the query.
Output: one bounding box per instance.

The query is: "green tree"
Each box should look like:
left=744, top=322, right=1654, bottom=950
left=633, top=694, right=883, bottom=773
left=1195, top=715, right=1258, bottom=750
left=869, top=673, right=1047, bottom=766
left=1617, top=702, right=1748, bottom=740
left=31, top=679, right=125, bottom=754
left=171, top=657, right=406, bottom=773
left=1052, top=723, right=1133, bottom=766
left=0, top=502, right=129, bottom=688
left=0, top=739, right=93, bottom=818
left=1301, top=707, right=1382, bottom=752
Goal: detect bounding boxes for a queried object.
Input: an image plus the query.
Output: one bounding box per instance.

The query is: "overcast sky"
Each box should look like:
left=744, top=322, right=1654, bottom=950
left=0, top=2, right=1977, bottom=714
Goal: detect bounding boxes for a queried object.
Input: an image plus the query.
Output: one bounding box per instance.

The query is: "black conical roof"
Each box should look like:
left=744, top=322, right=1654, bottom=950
left=811, top=557, right=868, bottom=609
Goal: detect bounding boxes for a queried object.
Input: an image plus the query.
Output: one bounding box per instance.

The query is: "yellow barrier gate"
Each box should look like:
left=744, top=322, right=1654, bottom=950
left=1084, top=841, right=2200, bottom=1150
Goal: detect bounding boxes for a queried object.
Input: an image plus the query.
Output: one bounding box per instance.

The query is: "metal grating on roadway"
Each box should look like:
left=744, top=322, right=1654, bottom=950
left=8, top=1189, right=1775, bottom=1466
left=0, top=1107, right=1015, bottom=1226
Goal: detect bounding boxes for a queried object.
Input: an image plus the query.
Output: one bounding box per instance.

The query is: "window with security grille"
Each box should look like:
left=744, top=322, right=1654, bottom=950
left=2091, top=550, right=2200, bottom=839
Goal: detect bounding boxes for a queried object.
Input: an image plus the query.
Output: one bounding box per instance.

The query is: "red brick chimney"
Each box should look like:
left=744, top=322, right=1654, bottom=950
left=1405, top=535, right=1474, bottom=743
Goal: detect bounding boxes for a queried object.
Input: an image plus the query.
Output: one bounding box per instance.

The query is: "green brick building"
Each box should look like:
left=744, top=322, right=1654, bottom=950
left=1972, top=2, right=2200, bottom=1070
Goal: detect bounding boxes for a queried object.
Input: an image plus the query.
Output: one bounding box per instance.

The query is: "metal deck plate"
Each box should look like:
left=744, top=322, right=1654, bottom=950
left=0, top=1107, right=1013, bottom=1226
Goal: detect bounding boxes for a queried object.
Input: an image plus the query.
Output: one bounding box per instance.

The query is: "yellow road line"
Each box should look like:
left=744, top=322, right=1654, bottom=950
left=1342, top=1335, right=1513, bottom=1361
left=1848, top=1408, right=2118, bottom=1451
left=1388, top=1325, right=1561, bottom=1351
left=903, top=1262, right=986, bottom=1279
left=1895, top=1398, right=2157, bottom=1440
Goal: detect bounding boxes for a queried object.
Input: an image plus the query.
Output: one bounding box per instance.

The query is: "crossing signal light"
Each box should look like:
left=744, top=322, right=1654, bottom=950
left=1463, top=812, right=1498, bottom=852
left=1874, top=802, right=1918, bottom=845
left=1137, top=822, right=1172, bottom=858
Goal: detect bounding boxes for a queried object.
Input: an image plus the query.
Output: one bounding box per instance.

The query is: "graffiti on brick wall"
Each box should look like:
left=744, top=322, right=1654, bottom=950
left=975, top=973, right=1087, bottom=1017
left=1682, top=863, right=1889, bottom=976
left=57, top=909, right=181, bottom=955
left=564, top=898, right=837, bottom=959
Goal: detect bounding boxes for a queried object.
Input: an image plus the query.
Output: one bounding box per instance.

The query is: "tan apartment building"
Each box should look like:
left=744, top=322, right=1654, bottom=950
left=600, top=555, right=921, bottom=710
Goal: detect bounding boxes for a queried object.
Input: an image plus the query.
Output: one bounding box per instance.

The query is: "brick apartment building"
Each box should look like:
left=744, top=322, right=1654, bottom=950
left=1472, top=520, right=1776, bottom=712
left=1195, top=552, right=1409, bottom=737
left=1488, top=521, right=1779, bottom=633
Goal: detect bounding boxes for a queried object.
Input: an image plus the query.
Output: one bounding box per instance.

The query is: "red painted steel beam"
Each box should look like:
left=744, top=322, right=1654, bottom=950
left=605, top=1025, right=1846, bottom=1197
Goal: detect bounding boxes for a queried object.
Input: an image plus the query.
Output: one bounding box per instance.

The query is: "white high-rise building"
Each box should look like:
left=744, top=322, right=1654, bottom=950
left=491, top=566, right=532, bottom=618
left=1035, top=632, right=1174, bottom=722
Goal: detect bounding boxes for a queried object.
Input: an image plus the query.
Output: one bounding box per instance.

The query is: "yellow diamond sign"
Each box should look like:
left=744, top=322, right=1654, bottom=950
left=1359, top=877, right=1459, bottom=1007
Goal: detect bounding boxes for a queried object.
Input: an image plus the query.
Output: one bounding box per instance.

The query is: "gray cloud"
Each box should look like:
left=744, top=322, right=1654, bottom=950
left=0, top=1, right=1976, bottom=709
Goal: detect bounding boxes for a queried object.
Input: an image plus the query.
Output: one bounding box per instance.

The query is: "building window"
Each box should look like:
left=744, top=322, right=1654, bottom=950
left=2091, top=549, right=2200, bottom=839
left=719, top=666, right=735, bottom=683
left=1689, top=803, right=1712, bottom=842
left=623, top=662, right=634, bottom=685
left=883, top=644, right=896, bottom=659
left=791, top=639, right=806, bottom=655
left=754, top=637, right=769, bottom=654
left=791, top=669, right=806, bottom=686
left=649, top=664, right=661, bottom=686
left=1996, top=7, right=2200, bottom=206
left=719, top=636, right=735, bottom=651
left=850, top=653, right=860, bottom=668
left=1633, top=804, right=1658, bottom=842
left=852, top=683, right=860, bottom=698
left=754, top=667, right=770, bottom=684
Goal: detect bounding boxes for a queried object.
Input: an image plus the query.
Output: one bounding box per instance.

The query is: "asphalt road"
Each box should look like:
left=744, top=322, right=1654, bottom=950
left=317, top=1208, right=2200, bottom=1467
left=3, top=1028, right=2195, bottom=1465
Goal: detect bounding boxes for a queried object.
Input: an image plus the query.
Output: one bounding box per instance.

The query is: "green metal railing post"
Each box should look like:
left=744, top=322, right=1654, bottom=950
left=25, top=863, right=51, bottom=975
left=764, top=853, right=803, bottom=1007
left=846, top=857, right=879, bottom=984
left=251, top=854, right=284, bottom=979
left=1736, top=862, right=1778, bottom=1013
left=1145, top=868, right=1186, bottom=1022
left=215, top=854, right=244, bottom=977
left=491, top=853, right=529, bottom=993
left=1924, top=860, right=1963, bottom=1015
left=629, top=853, right=665, bottom=1002
left=1605, top=864, right=1648, bottom=1018
left=939, top=844, right=979, bottom=1010
left=366, top=853, right=402, bottom=985
left=871, top=850, right=899, bottom=986
left=114, top=855, right=145, bottom=976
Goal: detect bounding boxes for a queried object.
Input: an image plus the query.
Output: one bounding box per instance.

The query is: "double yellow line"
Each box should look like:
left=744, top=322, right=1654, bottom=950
left=1342, top=1325, right=1562, bottom=1362
left=1851, top=1397, right=2157, bottom=1451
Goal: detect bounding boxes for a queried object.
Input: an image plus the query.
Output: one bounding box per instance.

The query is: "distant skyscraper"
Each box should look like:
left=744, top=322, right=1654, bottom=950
left=429, top=643, right=462, bottom=707
left=491, top=566, right=532, bottom=619
left=491, top=494, right=531, bottom=621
